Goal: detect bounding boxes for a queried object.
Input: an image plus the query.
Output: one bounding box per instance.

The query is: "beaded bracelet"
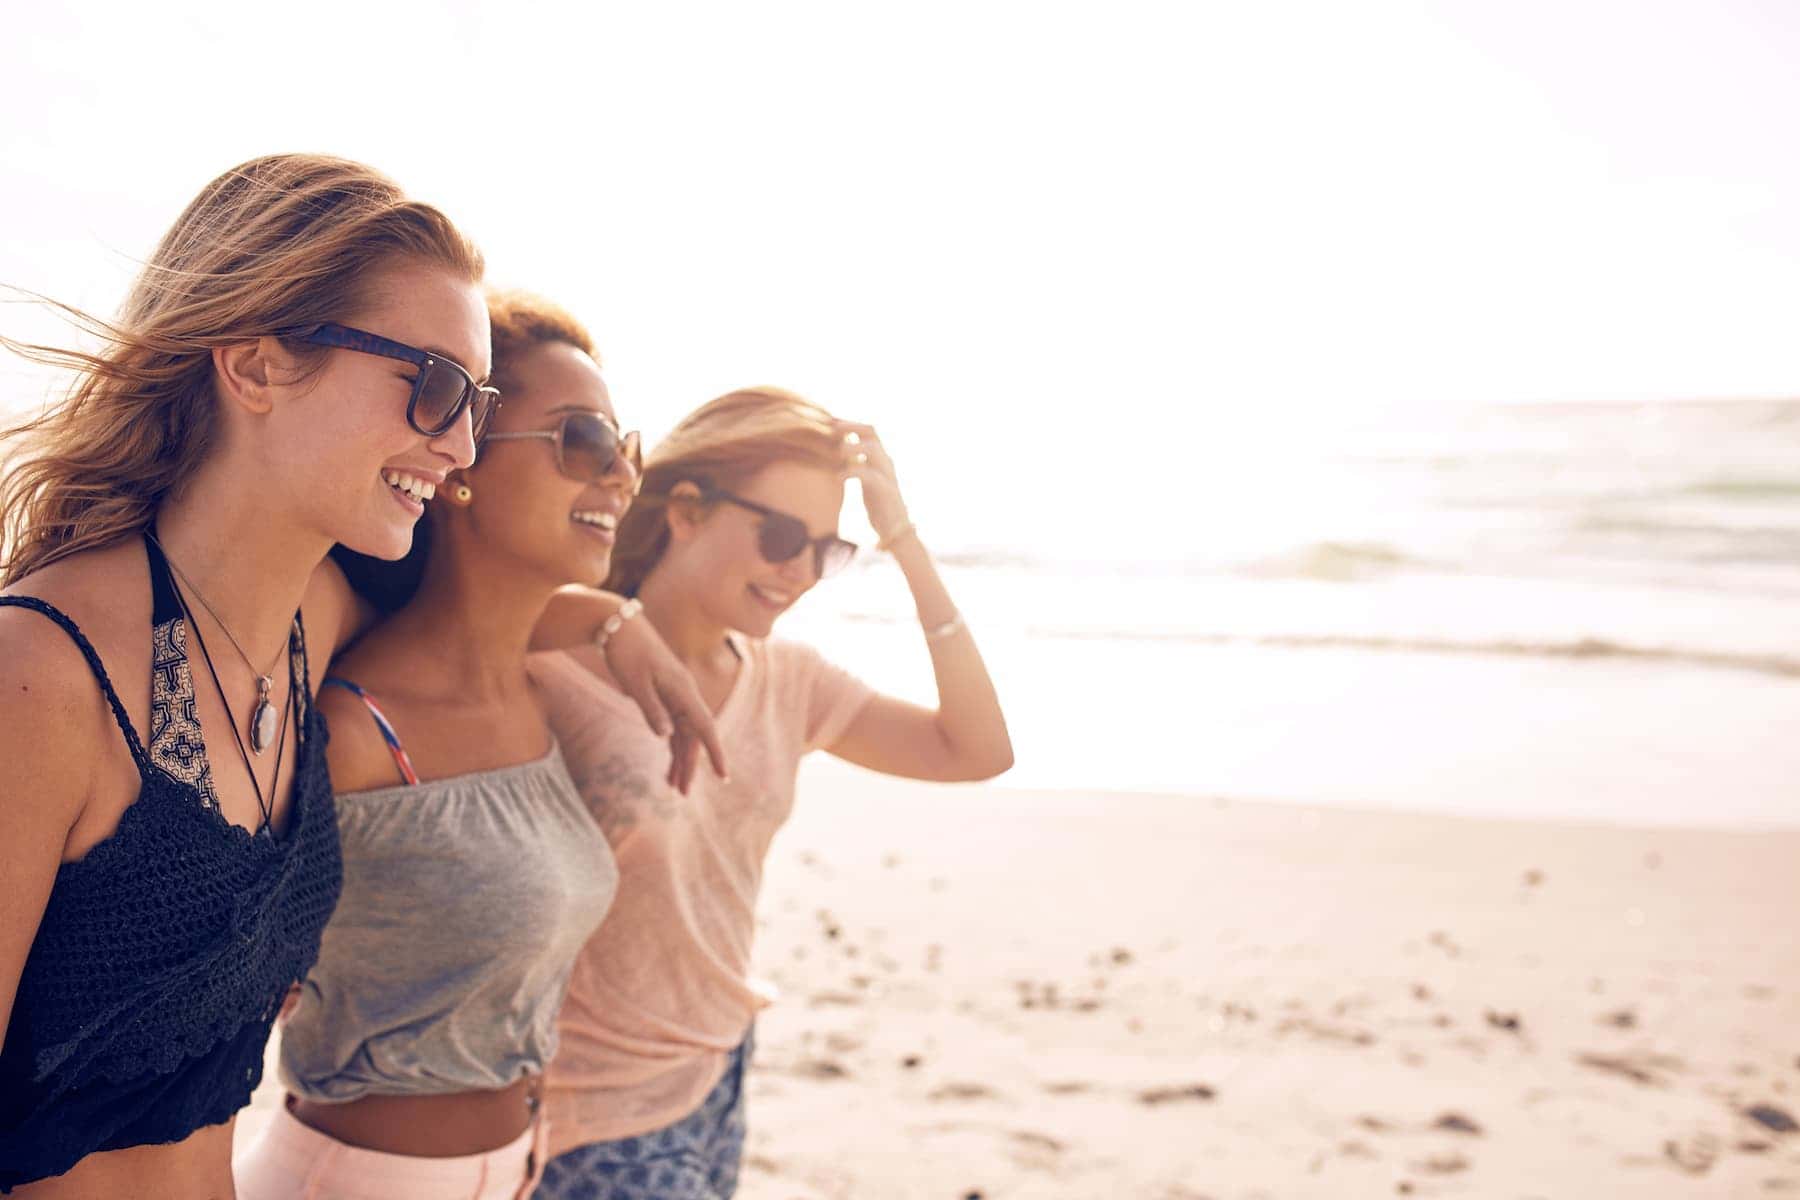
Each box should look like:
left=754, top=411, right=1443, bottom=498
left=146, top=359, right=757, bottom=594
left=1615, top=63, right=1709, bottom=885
left=596, top=598, right=644, bottom=654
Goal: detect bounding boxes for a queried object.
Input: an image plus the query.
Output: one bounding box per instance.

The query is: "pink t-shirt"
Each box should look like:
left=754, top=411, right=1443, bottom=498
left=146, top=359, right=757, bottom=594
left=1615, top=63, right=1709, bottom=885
left=527, top=635, right=873, bottom=1150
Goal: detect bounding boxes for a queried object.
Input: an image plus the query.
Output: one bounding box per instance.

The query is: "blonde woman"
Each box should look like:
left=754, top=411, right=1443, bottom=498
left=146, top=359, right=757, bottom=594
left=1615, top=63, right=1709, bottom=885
left=0, top=159, right=716, bottom=1197
left=529, top=389, right=1012, bottom=1199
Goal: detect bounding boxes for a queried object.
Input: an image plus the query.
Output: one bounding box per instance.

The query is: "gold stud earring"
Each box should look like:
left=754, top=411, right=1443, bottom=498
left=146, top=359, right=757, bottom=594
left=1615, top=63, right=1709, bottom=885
left=454, top=484, right=473, bottom=503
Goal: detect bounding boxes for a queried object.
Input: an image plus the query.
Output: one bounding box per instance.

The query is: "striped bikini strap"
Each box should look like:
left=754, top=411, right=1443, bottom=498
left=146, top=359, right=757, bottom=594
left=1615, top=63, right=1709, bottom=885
left=321, top=677, right=420, bottom=786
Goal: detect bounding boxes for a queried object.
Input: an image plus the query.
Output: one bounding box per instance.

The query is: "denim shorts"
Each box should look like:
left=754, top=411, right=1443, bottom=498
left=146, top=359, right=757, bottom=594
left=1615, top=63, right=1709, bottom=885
left=533, top=1031, right=752, bottom=1200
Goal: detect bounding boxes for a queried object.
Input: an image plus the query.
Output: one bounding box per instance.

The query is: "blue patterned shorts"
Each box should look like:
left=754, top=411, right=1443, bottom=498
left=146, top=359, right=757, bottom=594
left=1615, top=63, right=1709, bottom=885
left=533, top=1031, right=752, bottom=1200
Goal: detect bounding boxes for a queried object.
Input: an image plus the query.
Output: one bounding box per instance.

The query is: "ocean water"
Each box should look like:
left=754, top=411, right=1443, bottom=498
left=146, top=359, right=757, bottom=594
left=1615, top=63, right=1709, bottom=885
left=789, top=399, right=1800, bottom=829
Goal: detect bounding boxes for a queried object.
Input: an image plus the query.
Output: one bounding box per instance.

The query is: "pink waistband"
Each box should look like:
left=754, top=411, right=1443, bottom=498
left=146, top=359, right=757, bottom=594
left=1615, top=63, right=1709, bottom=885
left=239, top=1098, right=548, bottom=1199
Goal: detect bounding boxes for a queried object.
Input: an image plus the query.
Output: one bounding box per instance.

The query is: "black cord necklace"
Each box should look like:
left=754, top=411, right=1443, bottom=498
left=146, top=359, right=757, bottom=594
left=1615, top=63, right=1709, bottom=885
left=173, top=586, right=297, bottom=834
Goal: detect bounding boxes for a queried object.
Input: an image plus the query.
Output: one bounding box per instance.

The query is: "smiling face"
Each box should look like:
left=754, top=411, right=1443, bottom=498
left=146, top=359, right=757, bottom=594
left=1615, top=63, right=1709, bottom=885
left=455, top=340, right=634, bottom=587
left=674, top=460, right=847, bottom=638
left=269, top=258, right=490, bottom=561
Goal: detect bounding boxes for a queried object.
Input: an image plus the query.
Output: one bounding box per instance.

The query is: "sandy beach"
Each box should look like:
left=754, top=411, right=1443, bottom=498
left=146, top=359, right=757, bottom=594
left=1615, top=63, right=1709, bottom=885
left=242, top=758, right=1800, bottom=1197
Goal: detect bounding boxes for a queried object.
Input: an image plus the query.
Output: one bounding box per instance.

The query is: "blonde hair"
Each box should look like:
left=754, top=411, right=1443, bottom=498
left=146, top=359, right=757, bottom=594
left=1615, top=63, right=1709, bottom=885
left=0, top=153, right=484, bottom=586
left=606, top=387, right=843, bottom=596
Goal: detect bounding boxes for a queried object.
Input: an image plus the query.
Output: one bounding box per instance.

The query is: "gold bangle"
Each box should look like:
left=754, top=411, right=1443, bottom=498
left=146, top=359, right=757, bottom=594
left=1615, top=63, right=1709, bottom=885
left=876, top=521, right=918, bottom=553
left=923, top=612, right=965, bottom=642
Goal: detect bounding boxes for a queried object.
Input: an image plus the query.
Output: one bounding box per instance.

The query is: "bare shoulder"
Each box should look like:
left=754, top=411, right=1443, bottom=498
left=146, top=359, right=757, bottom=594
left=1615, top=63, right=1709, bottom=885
left=2, top=538, right=149, bottom=651
left=0, top=601, right=115, bottom=846
left=314, top=669, right=407, bottom=794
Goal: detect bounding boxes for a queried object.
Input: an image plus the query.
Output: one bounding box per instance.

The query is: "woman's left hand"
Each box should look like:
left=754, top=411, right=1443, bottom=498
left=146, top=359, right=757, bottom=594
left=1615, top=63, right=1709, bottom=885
left=604, top=617, right=729, bottom=792
left=837, top=421, right=911, bottom=542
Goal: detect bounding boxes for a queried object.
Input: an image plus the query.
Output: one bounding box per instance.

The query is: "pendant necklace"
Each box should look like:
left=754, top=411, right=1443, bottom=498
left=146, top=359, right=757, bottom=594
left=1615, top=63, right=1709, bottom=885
left=146, top=531, right=287, bottom=755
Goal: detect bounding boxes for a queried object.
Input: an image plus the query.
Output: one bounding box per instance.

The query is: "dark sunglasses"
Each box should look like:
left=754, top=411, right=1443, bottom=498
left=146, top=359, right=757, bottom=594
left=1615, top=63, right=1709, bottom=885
left=705, top=487, right=858, bottom=578
left=482, top=411, right=642, bottom=483
left=285, top=323, right=501, bottom=440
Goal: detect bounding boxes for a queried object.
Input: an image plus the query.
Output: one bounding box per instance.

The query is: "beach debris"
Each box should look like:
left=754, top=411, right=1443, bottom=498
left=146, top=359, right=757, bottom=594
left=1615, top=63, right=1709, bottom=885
left=1338, top=1139, right=1378, bottom=1159
left=1357, top=1115, right=1395, bottom=1133
left=1575, top=1050, right=1681, bottom=1087
left=1523, top=868, right=1544, bottom=887
left=1663, top=1132, right=1720, bottom=1175
left=881, top=852, right=900, bottom=868
left=930, top=1081, right=997, bottom=1102
left=1484, top=1009, right=1523, bottom=1034
left=1396, top=1182, right=1414, bottom=1195
left=1746, top=1104, right=1799, bottom=1134
left=1411, top=983, right=1433, bottom=1002
left=925, top=943, right=942, bottom=972
left=1739, top=1140, right=1773, bottom=1153
left=1426, top=931, right=1462, bottom=958
left=1598, top=1007, right=1637, bottom=1029
left=900, top=1054, right=923, bottom=1070
left=806, top=989, right=863, bottom=1008
left=1110, top=946, right=1135, bottom=966
left=1432, top=1111, right=1484, bottom=1136
left=1137, top=1083, right=1216, bottom=1105
left=963, top=1192, right=985, bottom=1200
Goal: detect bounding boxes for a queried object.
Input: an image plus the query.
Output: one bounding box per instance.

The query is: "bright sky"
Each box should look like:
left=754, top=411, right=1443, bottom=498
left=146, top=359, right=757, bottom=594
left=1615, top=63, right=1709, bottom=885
left=4, top=0, right=1799, bottom=548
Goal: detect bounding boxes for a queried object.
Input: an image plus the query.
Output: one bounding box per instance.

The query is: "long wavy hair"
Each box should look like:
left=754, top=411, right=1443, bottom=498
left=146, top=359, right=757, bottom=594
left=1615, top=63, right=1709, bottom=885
left=0, top=153, right=484, bottom=586
left=605, top=387, right=844, bottom=597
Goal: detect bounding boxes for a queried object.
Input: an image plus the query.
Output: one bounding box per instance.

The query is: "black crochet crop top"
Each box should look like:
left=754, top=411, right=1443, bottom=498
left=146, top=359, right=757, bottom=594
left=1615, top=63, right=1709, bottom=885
left=0, top=536, right=342, bottom=1191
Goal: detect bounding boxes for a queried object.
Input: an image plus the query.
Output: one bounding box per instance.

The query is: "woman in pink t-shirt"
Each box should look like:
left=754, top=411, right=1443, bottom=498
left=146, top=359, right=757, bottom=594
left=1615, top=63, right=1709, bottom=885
left=528, top=387, right=1012, bottom=1198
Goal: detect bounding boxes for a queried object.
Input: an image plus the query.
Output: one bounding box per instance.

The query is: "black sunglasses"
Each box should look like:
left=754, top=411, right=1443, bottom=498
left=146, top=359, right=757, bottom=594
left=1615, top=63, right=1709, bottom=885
left=705, top=487, right=858, bottom=578
left=482, top=412, right=642, bottom=483
left=285, top=322, right=501, bottom=440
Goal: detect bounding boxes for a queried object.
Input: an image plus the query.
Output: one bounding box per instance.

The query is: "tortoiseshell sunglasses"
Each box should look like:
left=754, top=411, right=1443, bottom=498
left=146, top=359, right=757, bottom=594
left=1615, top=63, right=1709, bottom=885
left=285, top=323, right=501, bottom=440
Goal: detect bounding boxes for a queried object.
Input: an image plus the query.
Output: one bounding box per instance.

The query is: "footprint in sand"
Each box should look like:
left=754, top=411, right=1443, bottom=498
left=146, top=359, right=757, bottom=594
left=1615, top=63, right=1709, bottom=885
left=1575, top=1049, right=1684, bottom=1087
left=1275, top=1016, right=1377, bottom=1047
left=1412, top=1152, right=1471, bottom=1175
left=1138, top=1083, right=1216, bottom=1105
left=1433, top=1112, right=1484, bottom=1136
left=1042, top=1081, right=1091, bottom=1096
left=1663, top=1131, right=1720, bottom=1175
left=1746, top=1103, right=1798, bottom=1134
left=794, top=1057, right=852, bottom=1080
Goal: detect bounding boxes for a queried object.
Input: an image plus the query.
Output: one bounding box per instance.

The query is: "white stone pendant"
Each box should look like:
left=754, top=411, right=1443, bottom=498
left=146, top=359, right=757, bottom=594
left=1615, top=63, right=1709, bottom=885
left=250, top=677, right=277, bottom=755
